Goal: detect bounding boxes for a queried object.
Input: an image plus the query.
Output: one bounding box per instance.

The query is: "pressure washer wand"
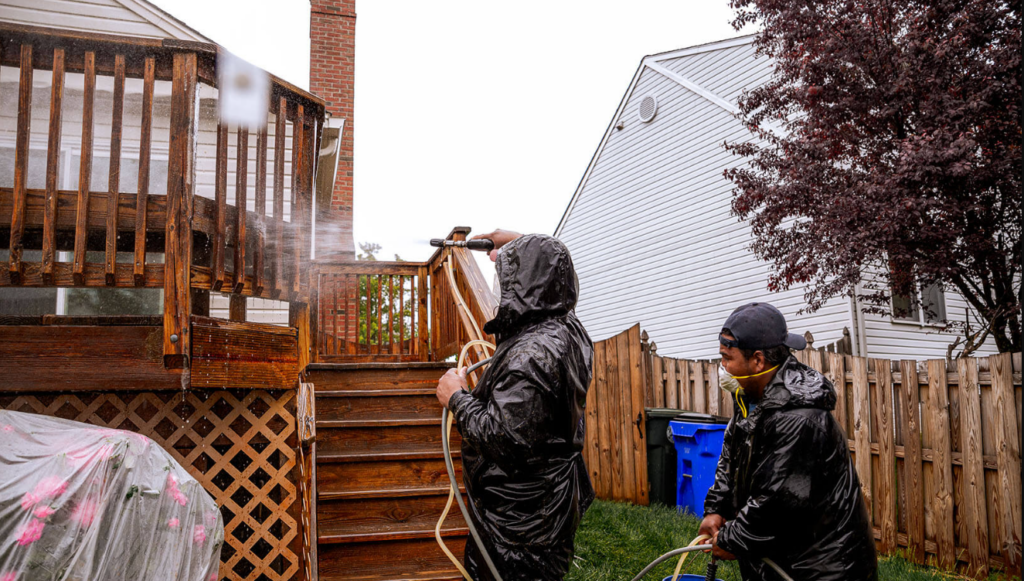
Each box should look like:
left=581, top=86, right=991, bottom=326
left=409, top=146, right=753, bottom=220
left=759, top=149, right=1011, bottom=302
left=431, top=238, right=495, bottom=252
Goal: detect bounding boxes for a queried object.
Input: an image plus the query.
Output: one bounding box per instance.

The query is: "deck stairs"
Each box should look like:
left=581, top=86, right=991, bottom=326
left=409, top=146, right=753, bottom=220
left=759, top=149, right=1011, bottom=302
left=308, top=361, right=469, bottom=581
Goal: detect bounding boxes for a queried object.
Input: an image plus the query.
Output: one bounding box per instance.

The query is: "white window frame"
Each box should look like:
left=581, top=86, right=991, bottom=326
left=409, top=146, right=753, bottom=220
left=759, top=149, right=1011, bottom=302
left=890, top=282, right=947, bottom=328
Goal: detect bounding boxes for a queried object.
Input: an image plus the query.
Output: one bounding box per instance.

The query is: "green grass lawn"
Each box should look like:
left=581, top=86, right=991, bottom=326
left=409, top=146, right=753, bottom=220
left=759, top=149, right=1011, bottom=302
left=566, top=500, right=1016, bottom=581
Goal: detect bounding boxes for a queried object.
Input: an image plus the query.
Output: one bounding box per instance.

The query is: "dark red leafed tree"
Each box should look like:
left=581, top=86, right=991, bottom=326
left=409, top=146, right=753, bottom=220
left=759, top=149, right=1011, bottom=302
left=724, top=0, right=1022, bottom=353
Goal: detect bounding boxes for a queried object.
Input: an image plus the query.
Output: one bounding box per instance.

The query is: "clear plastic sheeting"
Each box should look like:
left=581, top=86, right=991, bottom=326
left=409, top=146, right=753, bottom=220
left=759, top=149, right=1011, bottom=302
left=0, top=410, right=224, bottom=581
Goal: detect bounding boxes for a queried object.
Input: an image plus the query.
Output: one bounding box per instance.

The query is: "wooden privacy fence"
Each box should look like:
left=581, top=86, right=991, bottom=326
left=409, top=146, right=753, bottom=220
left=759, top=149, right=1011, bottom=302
left=584, top=324, right=1022, bottom=577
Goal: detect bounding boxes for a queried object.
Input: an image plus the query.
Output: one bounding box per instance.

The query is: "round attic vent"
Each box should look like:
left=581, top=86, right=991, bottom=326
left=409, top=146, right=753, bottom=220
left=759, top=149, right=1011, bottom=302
left=638, top=94, right=658, bottom=123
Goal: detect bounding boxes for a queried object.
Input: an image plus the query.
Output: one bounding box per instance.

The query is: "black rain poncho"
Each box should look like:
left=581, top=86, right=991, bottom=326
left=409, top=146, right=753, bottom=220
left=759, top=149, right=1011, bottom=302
left=705, top=356, right=877, bottom=580
left=447, top=234, right=595, bottom=581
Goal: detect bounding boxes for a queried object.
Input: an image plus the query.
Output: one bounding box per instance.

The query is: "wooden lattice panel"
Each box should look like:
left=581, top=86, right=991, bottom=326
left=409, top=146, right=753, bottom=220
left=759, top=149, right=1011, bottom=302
left=0, top=389, right=300, bottom=581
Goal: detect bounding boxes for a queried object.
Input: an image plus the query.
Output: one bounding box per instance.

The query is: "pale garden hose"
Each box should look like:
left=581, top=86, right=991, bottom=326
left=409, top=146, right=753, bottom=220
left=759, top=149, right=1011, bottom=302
left=435, top=341, right=495, bottom=580
left=437, top=254, right=503, bottom=581
left=630, top=534, right=797, bottom=581
left=670, top=534, right=711, bottom=581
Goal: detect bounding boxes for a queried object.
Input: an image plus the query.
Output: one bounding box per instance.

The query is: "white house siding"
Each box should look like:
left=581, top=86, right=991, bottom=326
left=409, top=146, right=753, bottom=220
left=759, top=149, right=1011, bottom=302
left=855, top=269, right=999, bottom=359
left=558, top=38, right=1008, bottom=361
left=557, top=47, right=851, bottom=360
left=0, top=0, right=208, bottom=41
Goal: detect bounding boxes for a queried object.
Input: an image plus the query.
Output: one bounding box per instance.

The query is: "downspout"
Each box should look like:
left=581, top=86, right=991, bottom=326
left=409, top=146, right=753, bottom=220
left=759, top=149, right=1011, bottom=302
left=847, top=287, right=869, bottom=357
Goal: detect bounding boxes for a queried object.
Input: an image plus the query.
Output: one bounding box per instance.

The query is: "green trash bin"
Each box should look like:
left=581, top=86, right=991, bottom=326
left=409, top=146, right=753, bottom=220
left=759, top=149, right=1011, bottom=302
left=645, top=408, right=683, bottom=506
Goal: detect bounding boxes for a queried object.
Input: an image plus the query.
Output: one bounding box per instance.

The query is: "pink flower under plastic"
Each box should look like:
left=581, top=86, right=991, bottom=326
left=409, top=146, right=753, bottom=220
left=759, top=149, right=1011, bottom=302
left=209, top=573, right=218, bottom=581
left=32, top=476, right=68, bottom=499
left=165, top=473, right=189, bottom=507
left=32, top=505, right=55, bottom=519
left=167, top=518, right=180, bottom=529
left=2, top=571, right=17, bottom=581
left=20, top=492, right=40, bottom=511
left=16, top=519, right=44, bottom=546
left=193, top=525, right=206, bottom=545
left=1, top=424, right=13, bottom=432
left=71, top=499, right=99, bottom=527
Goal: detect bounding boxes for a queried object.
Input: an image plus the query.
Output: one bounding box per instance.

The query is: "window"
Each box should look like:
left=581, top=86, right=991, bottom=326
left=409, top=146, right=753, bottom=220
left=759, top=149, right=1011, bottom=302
left=892, top=281, right=947, bottom=324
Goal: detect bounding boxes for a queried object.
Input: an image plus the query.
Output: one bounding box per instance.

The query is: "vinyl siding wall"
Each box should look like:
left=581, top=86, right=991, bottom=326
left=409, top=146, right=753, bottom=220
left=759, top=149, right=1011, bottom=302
left=559, top=39, right=1005, bottom=360
left=558, top=44, right=851, bottom=360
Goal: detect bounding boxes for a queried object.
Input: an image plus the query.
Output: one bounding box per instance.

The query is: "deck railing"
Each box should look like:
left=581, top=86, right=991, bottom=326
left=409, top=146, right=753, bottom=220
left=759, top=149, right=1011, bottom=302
left=0, top=24, right=325, bottom=366
left=311, top=227, right=498, bottom=363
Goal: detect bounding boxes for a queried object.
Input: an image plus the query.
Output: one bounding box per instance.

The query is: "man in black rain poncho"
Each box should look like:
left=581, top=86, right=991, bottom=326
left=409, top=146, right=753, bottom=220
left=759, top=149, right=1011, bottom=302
left=435, top=231, right=595, bottom=581
left=701, top=302, right=877, bottom=580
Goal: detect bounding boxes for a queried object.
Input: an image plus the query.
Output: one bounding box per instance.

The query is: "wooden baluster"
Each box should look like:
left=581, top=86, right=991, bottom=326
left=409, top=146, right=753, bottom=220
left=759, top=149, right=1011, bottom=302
left=163, top=52, right=198, bottom=367
left=340, top=274, right=348, bottom=354
left=212, top=122, right=228, bottom=291
left=399, top=276, right=405, bottom=355
left=364, top=274, right=371, bottom=353
left=332, top=274, right=340, bottom=355
left=253, top=124, right=268, bottom=295
left=41, top=48, right=65, bottom=285
left=289, top=106, right=305, bottom=298
left=271, top=98, right=286, bottom=299
left=8, top=44, right=33, bottom=285
left=105, top=54, right=125, bottom=286
left=388, top=275, right=396, bottom=354
left=233, top=126, right=249, bottom=293
left=410, top=275, right=417, bottom=357
left=419, top=266, right=429, bottom=359
left=72, top=52, right=96, bottom=285
left=133, top=57, right=154, bottom=286
left=376, top=274, right=383, bottom=355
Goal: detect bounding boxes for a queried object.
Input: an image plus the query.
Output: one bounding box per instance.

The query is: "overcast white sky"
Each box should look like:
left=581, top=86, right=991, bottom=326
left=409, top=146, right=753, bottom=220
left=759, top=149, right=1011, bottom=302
left=152, top=0, right=745, bottom=282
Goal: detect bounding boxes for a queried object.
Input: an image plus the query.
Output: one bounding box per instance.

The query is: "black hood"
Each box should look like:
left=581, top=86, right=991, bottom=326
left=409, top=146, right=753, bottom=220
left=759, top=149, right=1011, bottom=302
left=760, top=355, right=837, bottom=412
left=483, top=234, right=579, bottom=337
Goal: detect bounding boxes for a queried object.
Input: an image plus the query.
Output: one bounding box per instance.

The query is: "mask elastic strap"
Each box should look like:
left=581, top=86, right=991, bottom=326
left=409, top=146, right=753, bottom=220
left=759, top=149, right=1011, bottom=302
left=735, top=388, right=748, bottom=418
left=731, top=364, right=780, bottom=380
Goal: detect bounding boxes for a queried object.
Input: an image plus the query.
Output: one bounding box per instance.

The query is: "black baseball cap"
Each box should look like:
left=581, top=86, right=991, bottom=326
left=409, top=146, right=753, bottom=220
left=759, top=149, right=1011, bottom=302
left=720, top=302, right=807, bottom=351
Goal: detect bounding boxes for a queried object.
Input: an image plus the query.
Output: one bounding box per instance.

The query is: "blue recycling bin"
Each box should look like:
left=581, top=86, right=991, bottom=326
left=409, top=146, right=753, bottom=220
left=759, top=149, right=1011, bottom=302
left=669, top=416, right=728, bottom=515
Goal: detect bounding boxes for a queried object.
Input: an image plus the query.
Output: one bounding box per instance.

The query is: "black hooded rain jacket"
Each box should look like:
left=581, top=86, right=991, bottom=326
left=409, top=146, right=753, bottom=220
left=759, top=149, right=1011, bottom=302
left=705, top=356, right=878, bottom=580
left=447, top=234, right=595, bottom=581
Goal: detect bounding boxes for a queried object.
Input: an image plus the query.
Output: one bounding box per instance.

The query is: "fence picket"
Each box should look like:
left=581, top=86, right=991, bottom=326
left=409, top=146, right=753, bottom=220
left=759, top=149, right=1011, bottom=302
left=874, top=359, right=897, bottom=553
left=956, top=358, right=989, bottom=577
left=693, top=361, right=707, bottom=414
left=851, top=357, right=873, bottom=517
left=652, top=354, right=664, bottom=408
left=665, top=358, right=678, bottom=409
left=899, top=360, right=925, bottom=563
left=991, top=353, right=1022, bottom=574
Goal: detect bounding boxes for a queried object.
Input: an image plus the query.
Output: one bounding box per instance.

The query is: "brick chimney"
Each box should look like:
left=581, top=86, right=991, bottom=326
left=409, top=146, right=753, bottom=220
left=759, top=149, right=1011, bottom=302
left=310, top=0, right=356, bottom=258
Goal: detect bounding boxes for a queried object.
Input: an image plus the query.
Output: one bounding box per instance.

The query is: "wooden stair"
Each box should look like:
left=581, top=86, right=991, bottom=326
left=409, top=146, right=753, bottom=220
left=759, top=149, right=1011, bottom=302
left=308, top=362, right=469, bottom=581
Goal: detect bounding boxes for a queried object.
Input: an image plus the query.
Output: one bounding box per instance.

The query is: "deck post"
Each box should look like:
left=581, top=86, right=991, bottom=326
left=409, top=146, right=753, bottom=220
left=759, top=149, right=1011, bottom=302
left=164, top=52, right=199, bottom=369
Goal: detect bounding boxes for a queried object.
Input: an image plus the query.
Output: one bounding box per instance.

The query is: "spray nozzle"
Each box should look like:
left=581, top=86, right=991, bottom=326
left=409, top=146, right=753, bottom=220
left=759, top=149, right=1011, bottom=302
left=430, top=238, right=495, bottom=252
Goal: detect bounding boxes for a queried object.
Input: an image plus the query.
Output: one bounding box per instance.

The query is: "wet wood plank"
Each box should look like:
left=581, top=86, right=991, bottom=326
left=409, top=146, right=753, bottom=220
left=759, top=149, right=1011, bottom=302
left=105, top=54, right=125, bottom=286
left=41, top=48, right=65, bottom=285
left=899, top=359, right=925, bottom=563
left=133, top=56, right=154, bottom=287
left=956, top=357, right=989, bottom=577
left=990, top=353, right=1022, bottom=574
left=9, top=44, right=34, bottom=284
left=253, top=123, right=268, bottom=295
left=162, top=52, right=197, bottom=368
left=874, top=359, right=897, bottom=552
left=851, top=356, right=873, bottom=517
left=233, top=126, right=249, bottom=293
left=72, top=51, right=96, bottom=285
left=212, top=122, right=228, bottom=291
left=271, top=98, right=287, bottom=299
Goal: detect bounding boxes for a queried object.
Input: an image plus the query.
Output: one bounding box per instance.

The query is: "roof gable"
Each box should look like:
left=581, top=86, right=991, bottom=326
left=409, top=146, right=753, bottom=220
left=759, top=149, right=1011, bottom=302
left=554, top=35, right=777, bottom=237
left=0, top=0, right=211, bottom=42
